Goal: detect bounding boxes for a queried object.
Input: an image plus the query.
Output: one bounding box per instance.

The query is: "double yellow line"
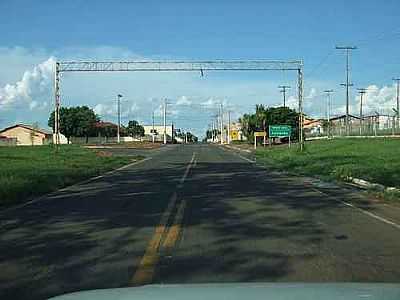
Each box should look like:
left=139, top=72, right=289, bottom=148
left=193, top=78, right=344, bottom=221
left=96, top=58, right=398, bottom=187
left=130, top=153, right=196, bottom=286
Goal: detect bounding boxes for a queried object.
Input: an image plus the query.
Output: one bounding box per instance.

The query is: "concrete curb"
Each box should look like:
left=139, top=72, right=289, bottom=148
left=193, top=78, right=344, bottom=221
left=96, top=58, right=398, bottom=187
left=223, top=144, right=252, bottom=153
left=347, top=176, right=400, bottom=193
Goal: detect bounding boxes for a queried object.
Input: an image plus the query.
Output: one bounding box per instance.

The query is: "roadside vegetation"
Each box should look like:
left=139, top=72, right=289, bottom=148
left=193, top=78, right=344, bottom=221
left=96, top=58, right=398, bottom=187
left=0, top=145, right=140, bottom=207
left=256, top=138, right=400, bottom=189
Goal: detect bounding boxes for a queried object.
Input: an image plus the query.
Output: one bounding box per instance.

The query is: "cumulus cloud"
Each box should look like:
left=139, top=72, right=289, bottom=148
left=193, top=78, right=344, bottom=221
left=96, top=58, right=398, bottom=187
left=0, top=57, right=55, bottom=110
left=354, top=85, right=396, bottom=115
left=93, top=103, right=113, bottom=116
left=94, top=101, right=139, bottom=119
left=176, top=95, right=192, bottom=106
left=200, top=97, right=227, bottom=108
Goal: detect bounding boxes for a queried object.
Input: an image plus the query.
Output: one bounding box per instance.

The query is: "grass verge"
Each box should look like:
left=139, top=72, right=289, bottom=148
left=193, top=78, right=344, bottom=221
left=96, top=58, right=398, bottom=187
left=256, top=138, right=400, bottom=190
left=0, top=145, right=142, bottom=207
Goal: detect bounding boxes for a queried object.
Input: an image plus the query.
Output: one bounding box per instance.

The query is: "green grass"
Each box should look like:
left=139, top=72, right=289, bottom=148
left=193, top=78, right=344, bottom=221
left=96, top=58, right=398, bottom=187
left=256, top=138, right=400, bottom=188
left=0, top=145, right=139, bottom=207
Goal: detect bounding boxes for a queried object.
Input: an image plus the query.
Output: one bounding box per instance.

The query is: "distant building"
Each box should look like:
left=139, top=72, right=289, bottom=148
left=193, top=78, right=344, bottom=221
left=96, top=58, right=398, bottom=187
left=0, top=124, right=53, bottom=146
left=304, top=118, right=324, bottom=135
left=329, top=114, right=360, bottom=126
left=142, top=124, right=174, bottom=142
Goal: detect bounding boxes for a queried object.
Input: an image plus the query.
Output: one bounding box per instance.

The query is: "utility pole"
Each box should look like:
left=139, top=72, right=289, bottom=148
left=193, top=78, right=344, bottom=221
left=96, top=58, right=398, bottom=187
left=163, top=98, right=167, bottom=144
left=357, top=88, right=367, bottom=135
left=279, top=85, right=291, bottom=108
left=213, top=114, right=218, bottom=143
left=152, top=109, right=155, bottom=143
left=54, top=62, right=61, bottom=148
left=392, top=78, right=400, bottom=130
left=227, top=110, right=231, bottom=144
left=323, top=90, right=333, bottom=138
left=117, top=94, right=123, bottom=143
left=220, top=103, right=224, bottom=145
left=336, top=46, right=357, bottom=135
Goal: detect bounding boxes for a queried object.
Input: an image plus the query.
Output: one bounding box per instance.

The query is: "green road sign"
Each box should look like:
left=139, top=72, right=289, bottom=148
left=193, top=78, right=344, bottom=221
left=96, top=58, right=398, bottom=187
left=269, top=125, right=291, bottom=137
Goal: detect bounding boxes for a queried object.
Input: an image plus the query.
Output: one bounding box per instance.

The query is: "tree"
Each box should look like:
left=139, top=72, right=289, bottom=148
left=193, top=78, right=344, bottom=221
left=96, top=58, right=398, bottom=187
left=126, top=120, right=145, bottom=138
left=205, top=129, right=220, bottom=140
left=49, top=106, right=99, bottom=143
left=95, top=122, right=118, bottom=139
left=175, top=130, right=198, bottom=143
left=239, top=105, right=299, bottom=141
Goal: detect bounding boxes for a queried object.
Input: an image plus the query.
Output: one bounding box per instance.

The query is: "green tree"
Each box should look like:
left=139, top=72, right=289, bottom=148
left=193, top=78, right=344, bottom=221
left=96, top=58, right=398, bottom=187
left=49, top=106, right=99, bottom=143
left=205, top=129, right=220, bottom=140
left=239, top=105, right=299, bottom=141
left=126, top=120, right=145, bottom=138
left=95, top=122, right=118, bottom=138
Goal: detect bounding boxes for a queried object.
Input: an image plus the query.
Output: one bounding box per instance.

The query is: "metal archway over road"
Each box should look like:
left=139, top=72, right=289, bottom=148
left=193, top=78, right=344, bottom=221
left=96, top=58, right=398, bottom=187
left=54, top=59, right=304, bottom=149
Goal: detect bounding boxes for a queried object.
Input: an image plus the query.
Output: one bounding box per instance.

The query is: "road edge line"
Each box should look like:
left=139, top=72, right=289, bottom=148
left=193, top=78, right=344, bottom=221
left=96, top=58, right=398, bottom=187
left=313, top=188, right=400, bottom=230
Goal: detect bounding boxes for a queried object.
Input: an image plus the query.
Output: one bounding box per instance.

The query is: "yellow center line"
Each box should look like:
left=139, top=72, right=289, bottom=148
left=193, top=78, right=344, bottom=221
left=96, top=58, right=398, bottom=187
left=162, top=200, right=186, bottom=250
left=130, top=152, right=196, bottom=286
left=130, top=192, right=177, bottom=286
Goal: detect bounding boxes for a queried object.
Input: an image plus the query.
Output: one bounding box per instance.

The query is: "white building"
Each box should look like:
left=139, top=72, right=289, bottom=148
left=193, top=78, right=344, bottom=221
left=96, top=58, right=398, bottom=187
left=142, top=124, right=174, bottom=142
left=0, top=124, right=67, bottom=145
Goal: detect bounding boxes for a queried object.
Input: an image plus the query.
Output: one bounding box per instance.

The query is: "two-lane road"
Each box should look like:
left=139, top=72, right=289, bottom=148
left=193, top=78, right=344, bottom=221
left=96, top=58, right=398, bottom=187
left=1, top=144, right=400, bottom=299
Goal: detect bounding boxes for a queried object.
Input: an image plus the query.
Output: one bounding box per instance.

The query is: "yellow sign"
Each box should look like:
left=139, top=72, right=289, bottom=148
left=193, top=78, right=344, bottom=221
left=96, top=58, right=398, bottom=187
left=254, top=131, right=267, bottom=137
left=230, top=130, right=239, bottom=140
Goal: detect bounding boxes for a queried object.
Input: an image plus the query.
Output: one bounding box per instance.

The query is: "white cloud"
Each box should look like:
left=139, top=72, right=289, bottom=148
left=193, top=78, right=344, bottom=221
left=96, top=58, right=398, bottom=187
left=355, top=85, right=396, bottom=115
left=200, top=97, right=228, bottom=108
left=176, top=95, right=192, bottom=106
left=93, top=103, right=114, bottom=116
left=0, top=57, right=55, bottom=110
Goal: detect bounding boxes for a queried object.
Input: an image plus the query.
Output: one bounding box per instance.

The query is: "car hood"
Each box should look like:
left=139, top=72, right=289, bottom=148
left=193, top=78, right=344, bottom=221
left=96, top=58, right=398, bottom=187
left=49, top=283, right=400, bottom=300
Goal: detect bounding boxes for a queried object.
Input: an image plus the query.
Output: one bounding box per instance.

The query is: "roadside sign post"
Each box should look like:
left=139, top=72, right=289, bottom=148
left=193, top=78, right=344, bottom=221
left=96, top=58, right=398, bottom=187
left=269, top=125, right=292, bottom=148
left=253, top=132, right=267, bottom=150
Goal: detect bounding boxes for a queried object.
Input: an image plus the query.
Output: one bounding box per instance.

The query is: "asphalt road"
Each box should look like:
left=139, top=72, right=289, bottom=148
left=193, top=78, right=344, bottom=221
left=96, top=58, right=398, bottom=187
left=1, top=144, right=400, bottom=299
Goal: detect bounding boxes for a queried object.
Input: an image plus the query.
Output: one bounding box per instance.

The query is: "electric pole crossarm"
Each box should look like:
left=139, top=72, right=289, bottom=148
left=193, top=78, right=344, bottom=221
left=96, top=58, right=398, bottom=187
left=279, top=85, right=291, bottom=108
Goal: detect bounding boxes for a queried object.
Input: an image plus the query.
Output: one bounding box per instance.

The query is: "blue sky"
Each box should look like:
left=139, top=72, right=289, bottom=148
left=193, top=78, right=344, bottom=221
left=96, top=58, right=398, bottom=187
left=1, top=0, right=400, bottom=136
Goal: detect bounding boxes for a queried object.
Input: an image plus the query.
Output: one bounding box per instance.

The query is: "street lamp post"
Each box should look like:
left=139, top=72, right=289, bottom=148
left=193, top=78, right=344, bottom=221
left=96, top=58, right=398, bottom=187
left=117, top=94, right=123, bottom=143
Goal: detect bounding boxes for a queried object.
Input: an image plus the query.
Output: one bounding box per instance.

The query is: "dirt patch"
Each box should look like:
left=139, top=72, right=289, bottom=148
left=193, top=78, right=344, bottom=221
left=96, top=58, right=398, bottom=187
left=85, top=141, right=162, bottom=150
left=94, top=150, right=113, bottom=157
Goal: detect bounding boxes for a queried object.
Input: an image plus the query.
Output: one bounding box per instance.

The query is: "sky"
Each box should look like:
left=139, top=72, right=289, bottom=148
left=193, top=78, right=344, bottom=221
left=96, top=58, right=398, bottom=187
left=1, top=0, right=400, bottom=137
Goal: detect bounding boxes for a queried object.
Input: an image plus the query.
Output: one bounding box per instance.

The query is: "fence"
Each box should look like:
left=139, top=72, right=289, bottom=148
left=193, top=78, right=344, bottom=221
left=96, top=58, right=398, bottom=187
left=306, top=117, right=400, bottom=139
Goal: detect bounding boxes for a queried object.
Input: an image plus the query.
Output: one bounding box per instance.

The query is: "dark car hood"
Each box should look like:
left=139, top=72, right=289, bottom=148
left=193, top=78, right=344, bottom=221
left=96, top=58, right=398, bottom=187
left=49, top=283, right=400, bottom=300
